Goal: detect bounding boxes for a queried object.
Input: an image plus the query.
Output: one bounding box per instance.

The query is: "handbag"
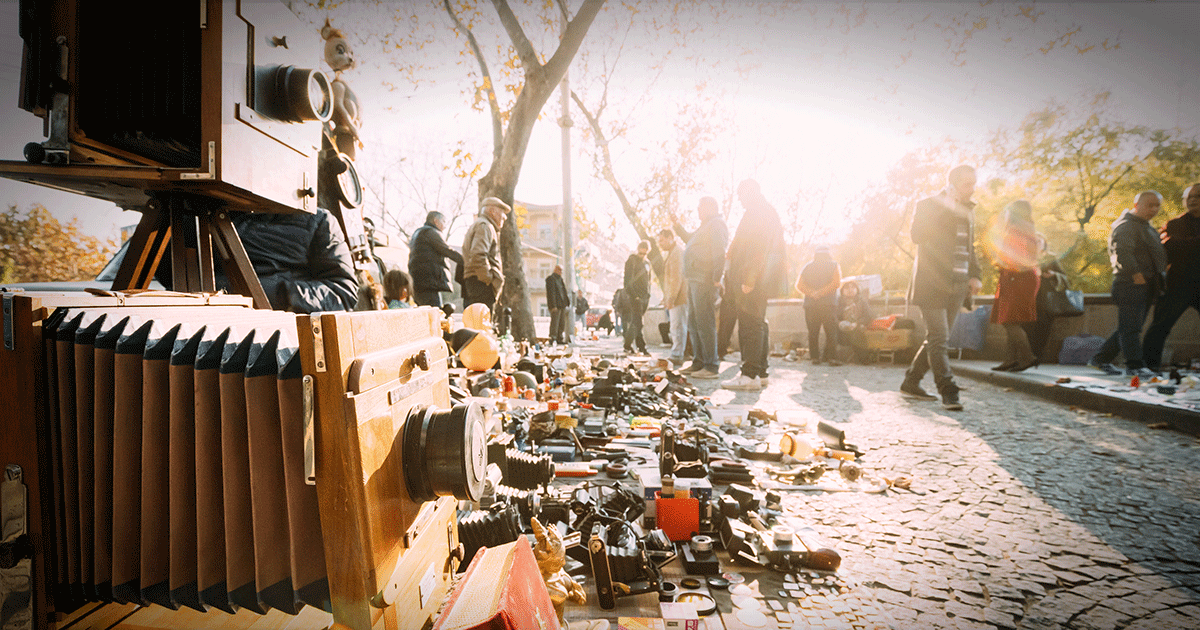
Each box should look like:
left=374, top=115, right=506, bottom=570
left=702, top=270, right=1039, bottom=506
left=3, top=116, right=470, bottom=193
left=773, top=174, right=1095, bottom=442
left=948, top=304, right=991, bottom=352
left=1039, top=286, right=1085, bottom=317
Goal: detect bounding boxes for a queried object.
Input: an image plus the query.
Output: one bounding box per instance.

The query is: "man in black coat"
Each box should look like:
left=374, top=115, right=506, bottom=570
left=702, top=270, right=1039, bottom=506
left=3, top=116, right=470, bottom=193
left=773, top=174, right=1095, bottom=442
left=408, top=211, right=464, bottom=308
left=574, top=289, right=589, bottom=333
left=623, top=241, right=651, bottom=354
left=545, top=264, right=571, bottom=344
left=900, top=165, right=983, bottom=411
left=624, top=241, right=652, bottom=352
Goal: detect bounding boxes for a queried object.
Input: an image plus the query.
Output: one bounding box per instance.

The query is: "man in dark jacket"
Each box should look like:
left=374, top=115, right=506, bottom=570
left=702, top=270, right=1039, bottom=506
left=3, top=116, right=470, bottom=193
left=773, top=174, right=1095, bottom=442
left=623, top=241, right=651, bottom=354
left=545, top=264, right=571, bottom=344
left=1090, top=191, right=1168, bottom=377
left=408, top=211, right=464, bottom=308
left=677, top=196, right=728, bottom=378
left=574, top=289, right=590, bottom=332
left=228, top=206, right=358, bottom=313
left=1142, top=183, right=1200, bottom=372
left=722, top=180, right=787, bottom=390
left=900, top=165, right=982, bottom=411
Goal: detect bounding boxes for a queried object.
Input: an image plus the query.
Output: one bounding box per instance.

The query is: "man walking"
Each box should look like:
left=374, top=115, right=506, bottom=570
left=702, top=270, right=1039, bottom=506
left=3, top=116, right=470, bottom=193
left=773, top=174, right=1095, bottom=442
left=657, top=228, right=689, bottom=368
left=678, top=197, right=728, bottom=379
left=900, top=165, right=983, bottom=411
left=408, top=211, right=464, bottom=308
left=623, top=241, right=651, bottom=355
left=462, top=197, right=509, bottom=310
left=545, top=264, right=571, bottom=345
left=1142, top=184, right=1200, bottom=372
left=722, top=179, right=787, bottom=391
left=1089, top=191, right=1168, bottom=377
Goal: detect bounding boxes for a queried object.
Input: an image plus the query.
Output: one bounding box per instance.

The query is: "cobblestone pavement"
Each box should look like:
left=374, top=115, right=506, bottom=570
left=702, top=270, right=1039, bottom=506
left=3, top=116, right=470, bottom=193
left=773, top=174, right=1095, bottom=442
left=673, top=349, right=1200, bottom=630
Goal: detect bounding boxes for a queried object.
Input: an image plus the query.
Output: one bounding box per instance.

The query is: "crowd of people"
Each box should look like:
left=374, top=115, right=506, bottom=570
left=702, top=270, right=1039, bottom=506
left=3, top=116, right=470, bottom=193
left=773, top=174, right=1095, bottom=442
left=214, top=165, right=1199, bottom=410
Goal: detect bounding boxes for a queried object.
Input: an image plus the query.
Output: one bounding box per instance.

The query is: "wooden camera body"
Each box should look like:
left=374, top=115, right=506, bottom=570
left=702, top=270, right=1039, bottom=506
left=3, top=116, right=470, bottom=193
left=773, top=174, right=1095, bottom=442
left=0, top=295, right=481, bottom=630
left=7, top=0, right=330, bottom=213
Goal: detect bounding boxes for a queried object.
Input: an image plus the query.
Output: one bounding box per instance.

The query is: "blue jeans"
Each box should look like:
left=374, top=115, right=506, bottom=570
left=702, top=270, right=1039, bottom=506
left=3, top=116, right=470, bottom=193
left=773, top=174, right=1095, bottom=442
left=906, top=286, right=968, bottom=394
left=668, top=304, right=688, bottom=365
left=1094, top=281, right=1155, bottom=369
left=687, top=281, right=719, bottom=371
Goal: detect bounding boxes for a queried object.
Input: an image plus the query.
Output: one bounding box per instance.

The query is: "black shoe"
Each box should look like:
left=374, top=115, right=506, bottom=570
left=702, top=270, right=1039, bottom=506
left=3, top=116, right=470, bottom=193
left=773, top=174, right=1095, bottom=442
left=992, top=360, right=1018, bottom=371
left=941, top=389, right=963, bottom=411
left=900, top=380, right=937, bottom=401
left=1008, top=358, right=1039, bottom=373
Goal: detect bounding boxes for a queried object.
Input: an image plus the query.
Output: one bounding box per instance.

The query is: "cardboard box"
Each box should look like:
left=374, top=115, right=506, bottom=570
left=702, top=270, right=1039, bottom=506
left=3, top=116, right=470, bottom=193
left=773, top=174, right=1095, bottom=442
left=618, top=618, right=664, bottom=630
left=864, top=329, right=911, bottom=351
left=660, top=602, right=700, bottom=630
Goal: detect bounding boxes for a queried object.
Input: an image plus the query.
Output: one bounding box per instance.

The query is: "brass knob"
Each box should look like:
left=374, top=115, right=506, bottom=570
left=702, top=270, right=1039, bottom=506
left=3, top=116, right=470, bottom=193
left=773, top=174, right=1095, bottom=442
left=412, top=349, right=430, bottom=372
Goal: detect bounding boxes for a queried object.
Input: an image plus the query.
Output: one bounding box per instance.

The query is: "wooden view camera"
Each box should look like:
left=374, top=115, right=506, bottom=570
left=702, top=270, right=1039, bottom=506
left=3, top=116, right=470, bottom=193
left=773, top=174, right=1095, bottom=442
left=0, top=295, right=486, bottom=630
left=0, top=2, right=485, bottom=629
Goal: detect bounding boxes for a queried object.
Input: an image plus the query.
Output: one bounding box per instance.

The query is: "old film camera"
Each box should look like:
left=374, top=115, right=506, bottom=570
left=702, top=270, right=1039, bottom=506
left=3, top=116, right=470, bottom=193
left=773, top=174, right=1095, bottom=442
left=0, top=2, right=482, bottom=629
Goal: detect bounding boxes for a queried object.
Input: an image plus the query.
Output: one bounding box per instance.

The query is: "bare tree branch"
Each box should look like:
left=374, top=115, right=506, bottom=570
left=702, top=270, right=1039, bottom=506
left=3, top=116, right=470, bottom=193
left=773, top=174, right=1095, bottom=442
left=542, top=0, right=605, bottom=84
left=571, top=90, right=652, bottom=245
left=444, top=0, right=504, bottom=159
left=490, top=0, right=542, bottom=72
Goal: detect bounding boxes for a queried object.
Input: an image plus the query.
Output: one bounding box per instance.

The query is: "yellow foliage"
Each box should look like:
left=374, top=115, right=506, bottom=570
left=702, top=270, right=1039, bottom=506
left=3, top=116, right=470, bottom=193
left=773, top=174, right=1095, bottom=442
left=0, top=204, right=117, bottom=284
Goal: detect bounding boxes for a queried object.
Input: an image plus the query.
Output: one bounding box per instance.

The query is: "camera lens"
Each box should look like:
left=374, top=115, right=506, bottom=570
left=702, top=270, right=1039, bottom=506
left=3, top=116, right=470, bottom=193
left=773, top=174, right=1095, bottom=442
left=402, top=403, right=487, bottom=502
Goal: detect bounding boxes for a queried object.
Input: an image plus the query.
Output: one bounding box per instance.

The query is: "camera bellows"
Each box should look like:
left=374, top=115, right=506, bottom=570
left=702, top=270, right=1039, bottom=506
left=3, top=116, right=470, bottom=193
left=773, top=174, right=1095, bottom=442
left=501, top=449, right=555, bottom=490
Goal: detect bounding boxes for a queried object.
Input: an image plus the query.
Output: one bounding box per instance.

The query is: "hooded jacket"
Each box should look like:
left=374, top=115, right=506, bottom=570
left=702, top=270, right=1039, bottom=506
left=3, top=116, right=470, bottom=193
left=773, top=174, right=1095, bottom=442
left=227, top=207, right=357, bottom=313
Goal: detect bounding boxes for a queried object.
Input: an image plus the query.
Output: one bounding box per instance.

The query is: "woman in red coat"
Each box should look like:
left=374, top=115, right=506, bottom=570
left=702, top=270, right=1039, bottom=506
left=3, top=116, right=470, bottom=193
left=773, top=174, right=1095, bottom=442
left=989, top=200, right=1041, bottom=371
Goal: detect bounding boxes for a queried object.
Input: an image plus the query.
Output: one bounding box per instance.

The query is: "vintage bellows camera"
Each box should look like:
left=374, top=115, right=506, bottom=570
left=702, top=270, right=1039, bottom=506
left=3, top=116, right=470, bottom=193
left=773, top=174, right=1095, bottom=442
left=0, top=295, right=486, bottom=630
left=3, top=0, right=367, bottom=304
left=12, top=0, right=330, bottom=212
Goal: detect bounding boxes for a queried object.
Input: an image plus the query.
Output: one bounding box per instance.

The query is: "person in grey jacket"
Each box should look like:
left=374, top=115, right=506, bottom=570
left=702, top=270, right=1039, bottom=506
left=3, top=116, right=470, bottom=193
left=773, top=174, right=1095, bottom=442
left=677, top=196, right=728, bottom=378
left=899, top=165, right=983, bottom=411
left=462, top=197, right=509, bottom=309
left=1089, top=190, right=1168, bottom=377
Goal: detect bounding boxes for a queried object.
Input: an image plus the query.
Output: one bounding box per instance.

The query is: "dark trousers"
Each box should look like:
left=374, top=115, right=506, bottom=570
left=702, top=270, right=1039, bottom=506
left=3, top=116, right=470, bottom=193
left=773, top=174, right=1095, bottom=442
left=1093, top=281, right=1155, bottom=369
left=905, top=286, right=968, bottom=395
left=805, top=303, right=838, bottom=362
left=736, top=290, right=768, bottom=378
left=717, top=289, right=737, bottom=358
left=687, top=281, right=719, bottom=371
left=1021, top=308, right=1054, bottom=360
left=462, top=277, right=496, bottom=311
left=549, top=307, right=570, bottom=343
left=623, top=296, right=648, bottom=352
left=1142, top=286, right=1199, bottom=370
left=414, top=290, right=443, bottom=308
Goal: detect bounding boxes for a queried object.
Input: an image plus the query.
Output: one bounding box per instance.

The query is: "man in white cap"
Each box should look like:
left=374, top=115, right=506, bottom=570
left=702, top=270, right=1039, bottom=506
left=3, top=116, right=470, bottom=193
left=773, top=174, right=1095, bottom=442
left=462, top=196, right=510, bottom=309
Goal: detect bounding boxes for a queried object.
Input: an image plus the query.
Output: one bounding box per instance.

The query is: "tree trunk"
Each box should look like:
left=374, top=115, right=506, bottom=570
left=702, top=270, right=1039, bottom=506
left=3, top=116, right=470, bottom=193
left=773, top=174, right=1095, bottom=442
left=473, top=0, right=605, bottom=343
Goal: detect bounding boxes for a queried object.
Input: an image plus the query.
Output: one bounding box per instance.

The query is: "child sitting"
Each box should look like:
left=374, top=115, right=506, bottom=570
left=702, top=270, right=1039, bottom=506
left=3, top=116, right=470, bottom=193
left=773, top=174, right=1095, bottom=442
left=383, top=269, right=413, bottom=309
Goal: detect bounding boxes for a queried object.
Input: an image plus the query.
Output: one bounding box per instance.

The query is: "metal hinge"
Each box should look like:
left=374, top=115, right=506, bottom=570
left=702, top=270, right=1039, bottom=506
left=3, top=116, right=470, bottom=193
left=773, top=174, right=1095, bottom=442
left=3, top=294, right=14, bottom=351
left=303, top=375, right=315, bottom=485
left=310, top=316, right=326, bottom=372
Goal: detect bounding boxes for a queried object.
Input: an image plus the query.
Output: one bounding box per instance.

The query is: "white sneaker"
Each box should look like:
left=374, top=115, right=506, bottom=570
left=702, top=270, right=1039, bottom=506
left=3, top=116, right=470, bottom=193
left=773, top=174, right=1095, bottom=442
left=722, top=374, right=761, bottom=391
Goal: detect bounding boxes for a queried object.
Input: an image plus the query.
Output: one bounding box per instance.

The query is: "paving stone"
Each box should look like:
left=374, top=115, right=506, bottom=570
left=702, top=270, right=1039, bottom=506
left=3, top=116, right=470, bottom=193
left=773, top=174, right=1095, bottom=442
left=943, top=600, right=986, bottom=622
left=983, top=607, right=1019, bottom=629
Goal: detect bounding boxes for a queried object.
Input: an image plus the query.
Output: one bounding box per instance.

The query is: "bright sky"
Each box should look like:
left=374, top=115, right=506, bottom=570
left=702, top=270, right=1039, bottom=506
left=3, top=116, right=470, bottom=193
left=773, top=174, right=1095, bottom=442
left=1, top=1, right=1198, bottom=249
